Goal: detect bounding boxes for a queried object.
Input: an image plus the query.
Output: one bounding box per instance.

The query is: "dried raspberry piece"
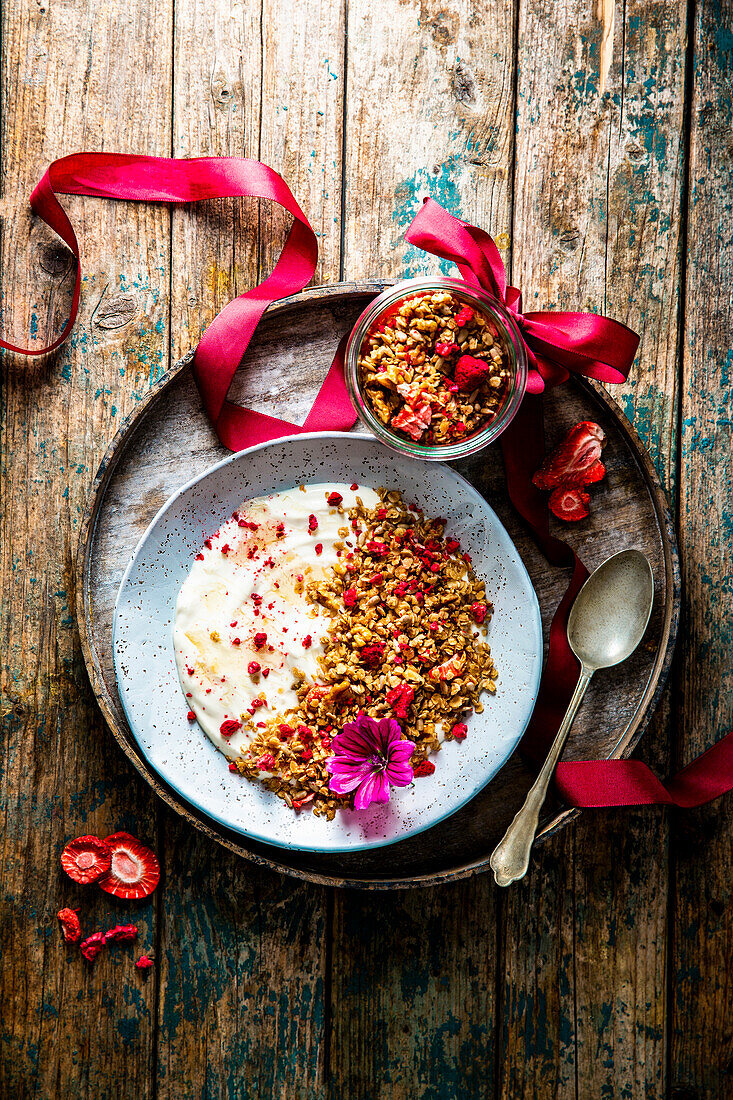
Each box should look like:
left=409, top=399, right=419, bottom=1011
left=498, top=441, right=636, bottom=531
left=314, top=543, right=323, bottom=555
left=228, top=762, right=240, bottom=773
left=435, top=341, right=459, bottom=357
left=454, top=354, right=491, bottom=391
left=278, top=723, right=295, bottom=738
left=104, top=924, right=138, bottom=944
left=454, top=305, right=474, bottom=327
left=60, top=836, right=112, bottom=885
left=80, top=932, right=107, bottom=962
left=343, top=587, right=357, bottom=607
left=254, top=632, right=267, bottom=649
left=220, top=544, right=231, bottom=555
left=471, top=602, right=488, bottom=624
left=302, top=635, right=313, bottom=649
left=258, top=753, right=277, bottom=770
left=57, top=908, right=81, bottom=943
left=386, top=683, right=415, bottom=721
left=445, top=538, right=461, bottom=553
left=350, top=482, right=359, bottom=490
left=220, top=719, right=242, bottom=737
left=247, top=661, right=261, bottom=675
left=366, top=539, right=388, bottom=557
left=308, top=514, right=319, bottom=533
left=232, top=637, right=241, bottom=646
left=327, top=492, right=343, bottom=507
left=195, top=553, right=204, bottom=561
left=360, top=642, right=385, bottom=669
left=413, top=759, right=436, bottom=778
left=549, top=487, right=591, bottom=522
left=96, top=834, right=160, bottom=900
left=136, top=954, right=155, bottom=971
left=451, top=722, right=468, bottom=741
left=370, top=572, right=384, bottom=587
left=532, top=421, right=606, bottom=490
left=187, top=710, right=196, bottom=721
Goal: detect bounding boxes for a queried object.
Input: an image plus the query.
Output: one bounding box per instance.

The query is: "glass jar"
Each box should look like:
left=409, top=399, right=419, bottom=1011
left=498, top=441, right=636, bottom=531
left=344, top=277, right=528, bottom=461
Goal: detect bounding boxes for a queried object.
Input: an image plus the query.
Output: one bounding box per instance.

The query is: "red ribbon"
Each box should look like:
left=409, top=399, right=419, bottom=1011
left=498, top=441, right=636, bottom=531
left=3, top=154, right=357, bottom=449
left=7, top=154, right=732, bottom=811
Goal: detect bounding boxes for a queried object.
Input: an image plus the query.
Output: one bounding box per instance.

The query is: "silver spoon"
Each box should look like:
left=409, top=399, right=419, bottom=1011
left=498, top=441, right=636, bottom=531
left=489, top=548, right=654, bottom=887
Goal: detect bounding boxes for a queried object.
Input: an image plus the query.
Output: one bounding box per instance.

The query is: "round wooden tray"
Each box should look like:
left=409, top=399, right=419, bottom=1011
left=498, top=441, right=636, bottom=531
left=76, top=281, right=680, bottom=889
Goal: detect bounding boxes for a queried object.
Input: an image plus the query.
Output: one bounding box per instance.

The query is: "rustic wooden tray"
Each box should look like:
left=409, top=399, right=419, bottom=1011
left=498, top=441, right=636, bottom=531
left=76, top=281, right=680, bottom=889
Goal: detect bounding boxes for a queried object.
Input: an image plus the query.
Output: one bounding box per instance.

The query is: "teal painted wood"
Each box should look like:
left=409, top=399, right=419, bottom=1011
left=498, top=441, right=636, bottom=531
left=671, top=1, right=733, bottom=1096
left=506, top=0, right=687, bottom=1096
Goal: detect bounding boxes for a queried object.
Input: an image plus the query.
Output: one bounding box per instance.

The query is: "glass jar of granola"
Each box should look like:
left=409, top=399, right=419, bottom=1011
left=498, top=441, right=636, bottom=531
left=344, top=277, right=527, bottom=460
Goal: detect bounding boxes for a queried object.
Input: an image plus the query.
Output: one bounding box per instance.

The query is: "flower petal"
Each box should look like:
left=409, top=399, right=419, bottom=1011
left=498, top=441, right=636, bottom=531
left=329, top=766, right=372, bottom=794
left=354, top=770, right=391, bottom=810
left=384, top=760, right=414, bottom=787
left=387, top=739, right=415, bottom=763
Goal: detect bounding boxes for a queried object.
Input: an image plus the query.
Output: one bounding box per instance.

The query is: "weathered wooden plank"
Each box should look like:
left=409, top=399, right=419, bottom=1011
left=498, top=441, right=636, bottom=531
left=330, top=882, right=498, bottom=1100
left=158, top=1, right=345, bottom=1095
left=508, top=1, right=686, bottom=1095
left=341, top=0, right=515, bottom=282
left=332, top=0, right=515, bottom=1092
left=671, top=1, right=733, bottom=1096
left=0, top=0, right=173, bottom=1095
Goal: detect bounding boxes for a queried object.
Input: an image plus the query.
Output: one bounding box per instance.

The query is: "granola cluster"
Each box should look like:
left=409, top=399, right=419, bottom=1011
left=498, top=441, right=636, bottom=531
left=232, top=489, right=498, bottom=818
left=358, top=291, right=511, bottom=445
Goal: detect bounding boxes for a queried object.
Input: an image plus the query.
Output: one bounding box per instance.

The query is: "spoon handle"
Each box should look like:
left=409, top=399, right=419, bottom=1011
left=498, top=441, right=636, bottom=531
left=490, top=668, right=594, bottom=887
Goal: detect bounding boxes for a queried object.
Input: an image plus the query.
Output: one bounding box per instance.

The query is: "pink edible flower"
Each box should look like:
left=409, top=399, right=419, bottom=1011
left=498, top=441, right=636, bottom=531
left=326, top=714, right=415, bottom=810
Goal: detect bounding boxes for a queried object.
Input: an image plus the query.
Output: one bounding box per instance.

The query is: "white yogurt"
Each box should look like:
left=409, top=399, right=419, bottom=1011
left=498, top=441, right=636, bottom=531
left=174, top=483, right=380, bottom=759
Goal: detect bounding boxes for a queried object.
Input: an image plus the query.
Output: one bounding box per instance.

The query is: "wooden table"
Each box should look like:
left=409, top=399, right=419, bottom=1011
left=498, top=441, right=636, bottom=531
left=1, top=1, right=731, bottom=1096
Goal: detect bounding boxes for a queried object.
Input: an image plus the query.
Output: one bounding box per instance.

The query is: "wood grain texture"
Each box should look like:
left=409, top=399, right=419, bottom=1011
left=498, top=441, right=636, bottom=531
left=671, top=0, right=733, bottom=1096
left=0, top=1, right=173, bottom=1096
left=508, top=1, right=686, bottom=1095
left=1, top=0, right=730, bottom=1094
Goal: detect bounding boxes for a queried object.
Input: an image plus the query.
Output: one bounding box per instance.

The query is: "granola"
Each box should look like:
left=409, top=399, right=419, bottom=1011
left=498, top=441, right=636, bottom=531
left=357, top=290, right=511, bottom=445
left=230, top=489, right=498, bottom=818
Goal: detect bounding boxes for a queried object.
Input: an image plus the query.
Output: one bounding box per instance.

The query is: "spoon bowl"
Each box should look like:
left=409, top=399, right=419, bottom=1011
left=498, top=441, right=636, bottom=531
left=568, top=549, right=654, bottom=670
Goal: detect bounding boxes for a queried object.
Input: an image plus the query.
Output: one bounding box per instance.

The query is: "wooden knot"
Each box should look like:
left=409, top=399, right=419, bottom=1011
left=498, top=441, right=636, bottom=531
left=430, top=11, right=458, bottom=46
left=39, top=244, right=72, bottom=276
left=452, top=61, right=477, bottom=107
left=558, top=228, right=581, bottom=253
left=211, top=62, right=234, bottom=109
left=94, top=293, right=138, bottom=330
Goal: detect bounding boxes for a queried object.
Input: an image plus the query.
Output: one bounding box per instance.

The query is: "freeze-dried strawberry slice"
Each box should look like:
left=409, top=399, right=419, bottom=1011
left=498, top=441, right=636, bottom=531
left=391, top=402, right=432, bottom=441
left=532, top=422, right=606, bottom=490
left=57, top=907, right=82, bottom=943
left=60, top=836, right=112, bottom=885
left=549, top=487, right=591, bottom=522
left=96, top=834, right=160, bottom=900
left=582, top=459, right=606, bottom=484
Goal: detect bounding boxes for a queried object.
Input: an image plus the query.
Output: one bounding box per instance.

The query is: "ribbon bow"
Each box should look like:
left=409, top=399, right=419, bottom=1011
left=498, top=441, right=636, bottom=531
left=405, top=197, right=640, bottom=393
